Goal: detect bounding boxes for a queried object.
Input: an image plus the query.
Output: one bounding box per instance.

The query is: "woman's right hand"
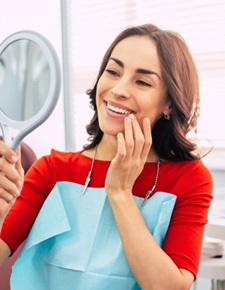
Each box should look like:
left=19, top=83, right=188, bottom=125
left=0, top=141, right=24, bottom=224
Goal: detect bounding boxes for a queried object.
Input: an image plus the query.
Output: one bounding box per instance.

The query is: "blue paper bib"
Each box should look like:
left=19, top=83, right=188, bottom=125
left=11, top=182, right=176, bottom=290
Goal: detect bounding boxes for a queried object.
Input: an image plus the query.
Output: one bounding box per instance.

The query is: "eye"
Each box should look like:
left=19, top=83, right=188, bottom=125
left=105, top=69, right=119, bottom=77
left=136, top=80, right=152, bottom=87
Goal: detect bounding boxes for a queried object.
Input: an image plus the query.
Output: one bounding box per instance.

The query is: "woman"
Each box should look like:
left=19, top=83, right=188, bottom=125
left=0, top=24, right=213, bottom=289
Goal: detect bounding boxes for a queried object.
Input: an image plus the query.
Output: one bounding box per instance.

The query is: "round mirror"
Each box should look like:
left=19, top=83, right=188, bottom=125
left=0, top=39, right=50, bottom=121
left=0, top=30, right=61, bottom=151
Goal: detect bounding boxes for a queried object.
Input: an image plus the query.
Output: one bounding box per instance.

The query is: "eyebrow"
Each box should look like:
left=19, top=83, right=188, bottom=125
left=109, top=57, right=161, bottom=80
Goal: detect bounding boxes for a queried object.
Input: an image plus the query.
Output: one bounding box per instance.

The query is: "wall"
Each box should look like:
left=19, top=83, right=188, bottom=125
left=0, top=0, right=65, bottom=157
left=204, top=151, right=225, bottom=188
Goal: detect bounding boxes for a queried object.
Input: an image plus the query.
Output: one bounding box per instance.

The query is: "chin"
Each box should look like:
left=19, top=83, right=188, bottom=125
left=99, top=123, right=123, bottom=136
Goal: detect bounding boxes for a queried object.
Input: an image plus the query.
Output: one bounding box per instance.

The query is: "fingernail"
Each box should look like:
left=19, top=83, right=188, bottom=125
left=144, top=118, right=150, bottom=124
left=11, top=155, right=18, bottom=163
left=125, top=116, right=131, bottom=123
left=16, top=190, right=20, bottom=197
left=117, top=132, right=124, bottom=140
left=129, top=113, right=135, bottom=119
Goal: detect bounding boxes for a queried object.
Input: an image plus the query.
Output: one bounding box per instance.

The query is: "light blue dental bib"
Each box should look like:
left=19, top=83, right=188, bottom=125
left=11, top=182, right=176, bottom=290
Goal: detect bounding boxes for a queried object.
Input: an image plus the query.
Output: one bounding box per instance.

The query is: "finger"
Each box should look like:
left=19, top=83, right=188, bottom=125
left=129, top=114, right=145, bottom=159
left=0, top=141, right=18, bottom=164
left=123, top=115, right=134, bottom=157
left=0, top=192, right=16, bottom=204
left=141, top=118, right=152, bottom=160
left=115, top=132, right=126, bottom=162
left=0, top=174, right=20, bottom=200
left=15, top=146, right=24, bottom=179
left=0, top=158, right=21, bottom=184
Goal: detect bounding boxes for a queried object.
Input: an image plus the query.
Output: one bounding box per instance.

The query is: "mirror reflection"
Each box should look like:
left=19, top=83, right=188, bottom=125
left=0, top=40, right=50, bottom=121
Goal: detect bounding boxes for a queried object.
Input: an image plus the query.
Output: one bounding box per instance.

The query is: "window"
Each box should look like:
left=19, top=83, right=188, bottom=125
left=61, top=0, right=225, bottom=167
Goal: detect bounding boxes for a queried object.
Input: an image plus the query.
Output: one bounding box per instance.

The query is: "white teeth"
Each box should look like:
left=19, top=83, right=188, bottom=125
left=107, top=103, right=131, bottom=115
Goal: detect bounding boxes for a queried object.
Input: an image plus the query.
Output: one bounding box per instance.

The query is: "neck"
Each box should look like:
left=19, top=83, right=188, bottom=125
left=86, top=134, right=157, bottom=162
left=96, top=135, right=118, bottom=160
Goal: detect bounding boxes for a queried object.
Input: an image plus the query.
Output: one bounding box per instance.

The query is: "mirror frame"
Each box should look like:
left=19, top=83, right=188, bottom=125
left=0, top=30, right=61, bottom=151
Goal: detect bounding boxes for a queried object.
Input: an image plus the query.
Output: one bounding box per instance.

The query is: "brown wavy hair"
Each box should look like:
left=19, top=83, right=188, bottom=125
left=84, top=23, right=200, bottom=161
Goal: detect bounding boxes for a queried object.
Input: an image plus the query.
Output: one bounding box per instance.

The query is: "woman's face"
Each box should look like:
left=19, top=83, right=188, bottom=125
left=96, top=36, right=170, bottom=136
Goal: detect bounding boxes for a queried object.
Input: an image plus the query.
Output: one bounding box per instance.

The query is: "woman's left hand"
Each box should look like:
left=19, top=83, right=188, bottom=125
left=105, top=114, right=152, bottom=198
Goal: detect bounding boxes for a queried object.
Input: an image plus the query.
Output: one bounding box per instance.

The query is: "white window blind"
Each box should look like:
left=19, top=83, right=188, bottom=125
left=61, top=0, right=225, bottom=156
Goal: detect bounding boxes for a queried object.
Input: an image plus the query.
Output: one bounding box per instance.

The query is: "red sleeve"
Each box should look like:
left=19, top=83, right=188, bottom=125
left=163, top=161, right=213, bottom=278
left=0, top=153, right=55, bottom=253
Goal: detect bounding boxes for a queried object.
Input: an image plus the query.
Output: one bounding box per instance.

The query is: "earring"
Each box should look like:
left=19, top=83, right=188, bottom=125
left=164, top=114, right=171, bottom=120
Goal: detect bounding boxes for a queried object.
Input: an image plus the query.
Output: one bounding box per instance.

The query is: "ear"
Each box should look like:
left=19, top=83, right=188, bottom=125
left=163, top=102, right=172, bottom=116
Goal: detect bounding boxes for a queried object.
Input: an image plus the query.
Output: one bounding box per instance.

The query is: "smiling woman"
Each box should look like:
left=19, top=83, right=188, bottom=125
left=95, top=36, right=169, bottom=140
left=0, top=22, right=213, bottom=290
left=61, top=0, right=225, bottom=163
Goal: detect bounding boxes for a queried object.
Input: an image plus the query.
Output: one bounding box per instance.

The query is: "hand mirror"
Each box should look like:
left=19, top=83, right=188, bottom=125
left=0, top=30, right=61, bottom=151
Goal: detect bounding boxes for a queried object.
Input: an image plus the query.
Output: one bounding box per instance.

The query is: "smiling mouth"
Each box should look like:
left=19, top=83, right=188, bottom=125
left=107, top=102, right=133, bottom=115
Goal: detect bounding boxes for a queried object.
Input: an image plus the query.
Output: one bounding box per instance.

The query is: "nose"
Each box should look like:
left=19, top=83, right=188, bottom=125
left=110, top=78, right=131, bottom=99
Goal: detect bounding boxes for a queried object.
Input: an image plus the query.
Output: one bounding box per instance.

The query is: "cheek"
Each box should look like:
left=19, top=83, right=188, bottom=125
left=96, top=75, right=108, bottom=93
left=95, top=87, right=100, bottom=109
left=96, top=79, right=105, bottom=103
left=96, top=77, right=112, bottom=108
left=96, top=81, right=103, bottom=108
left=139, top=101, right=165, bottom=126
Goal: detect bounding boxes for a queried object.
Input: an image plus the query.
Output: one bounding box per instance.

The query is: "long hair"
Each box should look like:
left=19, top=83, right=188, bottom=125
left=84, top=24, right=200, bottom=161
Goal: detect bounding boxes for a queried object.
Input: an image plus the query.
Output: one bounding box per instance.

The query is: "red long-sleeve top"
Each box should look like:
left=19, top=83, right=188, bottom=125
left=1, top=149, right=213, bottom=277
